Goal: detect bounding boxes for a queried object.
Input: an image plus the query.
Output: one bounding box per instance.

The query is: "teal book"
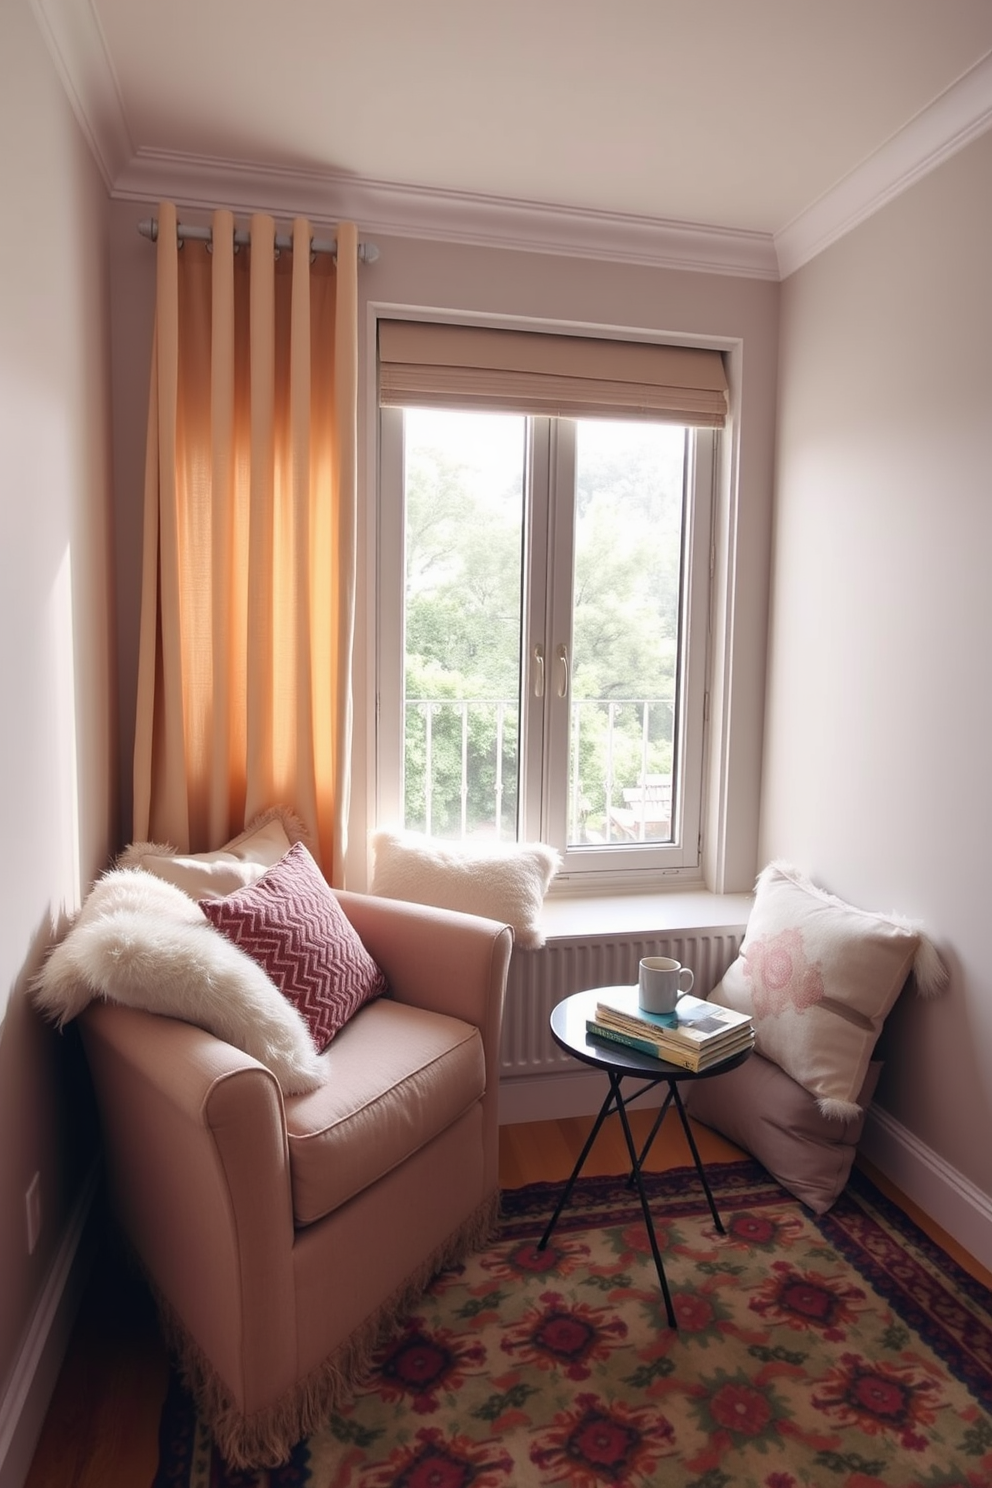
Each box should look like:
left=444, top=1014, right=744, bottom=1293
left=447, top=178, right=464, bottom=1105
left=585, top=1019, right=702, bottom=1070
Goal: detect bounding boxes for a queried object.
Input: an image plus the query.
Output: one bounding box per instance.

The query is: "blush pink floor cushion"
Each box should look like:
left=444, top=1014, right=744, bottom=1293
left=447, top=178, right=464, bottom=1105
left=78, top=890, right=512, bottom=1469
left=683, top=1050, right=882, bottom=1214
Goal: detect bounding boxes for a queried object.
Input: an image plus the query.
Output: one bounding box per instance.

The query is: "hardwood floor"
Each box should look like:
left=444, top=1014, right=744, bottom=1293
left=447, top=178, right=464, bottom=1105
left=22, top=1108, right=992, bottom=1486
left=23, top=1212, right=168, bottom=1488
left=498, top=1102, right=745, bottom=1188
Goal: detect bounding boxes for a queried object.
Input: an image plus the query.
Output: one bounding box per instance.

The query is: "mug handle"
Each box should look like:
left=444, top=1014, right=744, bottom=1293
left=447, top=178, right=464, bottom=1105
left=677, top=967, right=694, bottom=997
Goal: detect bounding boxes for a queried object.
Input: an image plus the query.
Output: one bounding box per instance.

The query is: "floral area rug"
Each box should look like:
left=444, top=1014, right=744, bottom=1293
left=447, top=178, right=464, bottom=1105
left=154, top=1160, right=992, bottom=1487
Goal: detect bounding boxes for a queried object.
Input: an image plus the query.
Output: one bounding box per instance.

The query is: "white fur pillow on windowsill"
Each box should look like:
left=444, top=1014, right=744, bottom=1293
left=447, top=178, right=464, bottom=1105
left=369, top=831, right=560, bottom=948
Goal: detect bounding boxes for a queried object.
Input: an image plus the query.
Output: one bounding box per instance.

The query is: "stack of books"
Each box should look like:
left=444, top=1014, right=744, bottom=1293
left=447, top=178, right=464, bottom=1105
left=586, top=988, right=754, bottom=1072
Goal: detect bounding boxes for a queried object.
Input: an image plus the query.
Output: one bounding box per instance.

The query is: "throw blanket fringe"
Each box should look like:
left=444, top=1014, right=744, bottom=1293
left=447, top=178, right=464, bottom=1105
left=156, top=1190, right=499, bottom=1470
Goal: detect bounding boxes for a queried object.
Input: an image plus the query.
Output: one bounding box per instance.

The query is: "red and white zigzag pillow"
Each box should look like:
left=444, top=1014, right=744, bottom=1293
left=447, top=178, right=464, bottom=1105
left=200, top=842, right=388, bottom=1051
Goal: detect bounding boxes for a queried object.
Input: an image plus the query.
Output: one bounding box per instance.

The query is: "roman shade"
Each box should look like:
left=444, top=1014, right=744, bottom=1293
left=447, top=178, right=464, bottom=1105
left=378, top=320, right=728, bottom=427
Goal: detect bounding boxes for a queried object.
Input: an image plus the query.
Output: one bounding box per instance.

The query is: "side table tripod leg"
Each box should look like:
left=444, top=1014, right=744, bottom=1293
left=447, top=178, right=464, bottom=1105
left=671, top=1083, right=725, bottom=1234
left=613, top=1074, right=678, bottom=1329
left=630, top=1084, right=675, bottom=1179
left=537, top=1084, right=619, bottom=1253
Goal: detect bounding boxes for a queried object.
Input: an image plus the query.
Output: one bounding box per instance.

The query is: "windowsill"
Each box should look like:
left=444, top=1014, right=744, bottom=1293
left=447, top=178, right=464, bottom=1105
left=537, top=886, right=754, bottom=943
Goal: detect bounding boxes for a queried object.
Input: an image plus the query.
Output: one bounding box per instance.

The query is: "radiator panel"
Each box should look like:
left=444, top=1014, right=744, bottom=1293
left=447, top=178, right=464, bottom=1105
left=499, top=930, right=746, bottom=1080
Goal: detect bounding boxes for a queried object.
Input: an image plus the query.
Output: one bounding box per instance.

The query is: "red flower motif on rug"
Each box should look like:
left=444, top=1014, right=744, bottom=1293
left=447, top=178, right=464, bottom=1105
left=359, top=1425, right=513, bottom=1488
left=528, top=1391, right=676, bottom=1485
left=745, top=926, right=825, bottom=1017
left=478, top=1236, right=589, bottom=1283
left=500, top=1290, right=627, bottom=1379
left=724, top=1208, right=807, bottom=1251
left=811, top=1351, right=945, bottom=1449
left=372, top=1321, right=486, bottom=1413
left=687, top=1367, right=793, bottom=1457
left=602, top=1215, right=681, bottom=1269
left=750, top=1260, right=868, bottom=1340
left=671, top=1285, right=731, bottom=1337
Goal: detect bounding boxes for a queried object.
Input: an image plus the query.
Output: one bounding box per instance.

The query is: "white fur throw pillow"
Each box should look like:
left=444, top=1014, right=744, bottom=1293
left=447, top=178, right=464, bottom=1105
left=116, top=805, right=307, bottom=899
left=370, top=831, right=560, bottom=948
left=32, top=868, right=323, bottom=1095
left=710, top=861, right=946, bottom=1121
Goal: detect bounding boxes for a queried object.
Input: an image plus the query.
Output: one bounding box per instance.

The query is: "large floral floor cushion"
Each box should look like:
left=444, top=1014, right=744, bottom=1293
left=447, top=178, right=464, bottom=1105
left=710, top=861, right=946, bottom=1120
left=687, top=861, right=946, bottom=1211
left=684, top=1050, right=882, bottom=1213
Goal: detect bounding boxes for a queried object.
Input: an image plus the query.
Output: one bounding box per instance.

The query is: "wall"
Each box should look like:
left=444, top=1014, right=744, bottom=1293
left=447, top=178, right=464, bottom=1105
left=765, top=131, right=992, bottom=1236
left=0, top=2, right=115, bottom=1480
left=106, top=209, right=780, bottom=890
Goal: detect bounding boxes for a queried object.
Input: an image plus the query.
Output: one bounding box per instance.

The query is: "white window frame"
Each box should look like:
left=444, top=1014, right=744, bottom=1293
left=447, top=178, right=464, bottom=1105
left=374, top=401, right=716, bottom=888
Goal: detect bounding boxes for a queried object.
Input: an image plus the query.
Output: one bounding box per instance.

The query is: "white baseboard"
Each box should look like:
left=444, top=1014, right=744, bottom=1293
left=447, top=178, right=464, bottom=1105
left=499, top=1069, right=668, bottom=1126
left=0, top=1161, right=100, bottom=1488
left=860, top=1104, right=992, bottom=1275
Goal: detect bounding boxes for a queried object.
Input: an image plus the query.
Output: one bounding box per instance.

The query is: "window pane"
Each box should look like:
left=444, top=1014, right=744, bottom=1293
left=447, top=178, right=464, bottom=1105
left=568, top=421, right=688, bottom=847
left=402, top=409, right=525, bottom=841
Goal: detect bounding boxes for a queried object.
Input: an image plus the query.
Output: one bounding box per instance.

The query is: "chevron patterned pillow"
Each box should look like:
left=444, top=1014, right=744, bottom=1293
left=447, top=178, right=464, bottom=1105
left=200, top=842, right=388, bottom=1051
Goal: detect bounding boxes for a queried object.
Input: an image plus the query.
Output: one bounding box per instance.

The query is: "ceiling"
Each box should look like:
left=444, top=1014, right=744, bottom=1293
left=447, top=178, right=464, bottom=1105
left=34, top=0, right=992, bottom=277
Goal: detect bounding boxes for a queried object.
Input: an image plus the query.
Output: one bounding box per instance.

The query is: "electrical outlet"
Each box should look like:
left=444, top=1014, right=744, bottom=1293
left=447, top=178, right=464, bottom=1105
left=26, top=1173, right=42, bottom=1256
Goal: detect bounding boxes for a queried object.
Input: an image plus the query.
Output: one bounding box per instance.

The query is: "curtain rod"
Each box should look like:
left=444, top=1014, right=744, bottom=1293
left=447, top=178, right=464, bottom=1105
left=137, top=217, right=379, bottom=264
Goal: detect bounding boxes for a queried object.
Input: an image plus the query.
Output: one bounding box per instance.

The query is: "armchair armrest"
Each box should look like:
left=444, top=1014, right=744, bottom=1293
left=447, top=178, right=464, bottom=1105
left=335, top=890, right=511, bottom=1017
left=334, top=892, right=512, bottom=1188
left=79, top=1001, right=299, bottom=1412
left=335, top=890, right=511, bottom=1031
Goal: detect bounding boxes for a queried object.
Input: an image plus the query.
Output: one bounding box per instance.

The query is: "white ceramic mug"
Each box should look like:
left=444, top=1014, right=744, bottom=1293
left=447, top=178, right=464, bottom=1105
left=638, top=956, right=694, bottom=1015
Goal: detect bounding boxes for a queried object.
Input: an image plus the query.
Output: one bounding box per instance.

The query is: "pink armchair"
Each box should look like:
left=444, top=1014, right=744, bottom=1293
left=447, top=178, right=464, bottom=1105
left=78, top=890, right=512, bottom=1468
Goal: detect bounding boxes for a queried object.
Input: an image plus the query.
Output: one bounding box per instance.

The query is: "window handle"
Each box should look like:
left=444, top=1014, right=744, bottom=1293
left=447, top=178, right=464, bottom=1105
left=556, top=643, right=569, bottom=698
left=533, top=644, right=545, bottom=698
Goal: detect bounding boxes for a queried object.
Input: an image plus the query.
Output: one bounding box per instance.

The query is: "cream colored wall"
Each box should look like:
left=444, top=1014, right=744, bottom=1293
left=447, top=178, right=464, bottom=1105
left=765, top=130, right=992, bottom=1193
left=106, top=212, right=780, bottom=890
left=0, top=0, right=115, bottom=1465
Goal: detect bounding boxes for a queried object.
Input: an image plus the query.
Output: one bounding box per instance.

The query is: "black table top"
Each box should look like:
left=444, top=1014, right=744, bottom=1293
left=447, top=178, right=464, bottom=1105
left=550, top=985, right=753, bottom=1082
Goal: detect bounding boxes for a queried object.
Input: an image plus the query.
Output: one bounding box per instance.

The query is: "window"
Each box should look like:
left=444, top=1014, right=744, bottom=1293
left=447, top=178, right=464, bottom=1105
left=375, top=323, right=724, bottom=885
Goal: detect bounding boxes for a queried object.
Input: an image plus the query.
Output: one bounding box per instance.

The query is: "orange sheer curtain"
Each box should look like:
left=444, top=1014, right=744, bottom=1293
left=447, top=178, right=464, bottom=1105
left=133, top=202, right=358, bottom=884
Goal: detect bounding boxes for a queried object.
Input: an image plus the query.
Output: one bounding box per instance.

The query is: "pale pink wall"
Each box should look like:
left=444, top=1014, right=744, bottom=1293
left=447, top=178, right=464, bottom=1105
left=765, top=130, right=992, bottom=1191
left=0, top=0, right=115, bottom=1450
left=105, top=214, right=779, bottom=888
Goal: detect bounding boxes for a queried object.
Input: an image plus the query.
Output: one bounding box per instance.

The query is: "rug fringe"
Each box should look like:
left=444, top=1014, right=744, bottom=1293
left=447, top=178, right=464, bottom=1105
left=155, top=1189, right=500, bottom=1470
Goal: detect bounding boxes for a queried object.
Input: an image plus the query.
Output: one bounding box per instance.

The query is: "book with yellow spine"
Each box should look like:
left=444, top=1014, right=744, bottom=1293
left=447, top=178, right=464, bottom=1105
left=585, top=1015, right=754, bottom=1071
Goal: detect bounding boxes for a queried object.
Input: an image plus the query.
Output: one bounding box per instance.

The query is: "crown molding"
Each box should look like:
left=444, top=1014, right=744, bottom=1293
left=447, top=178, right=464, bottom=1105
left=30, top=0, right=992, bottom=282
left=113, top=148, right=780, bottom=280
left=775, top=49, right=992, bottom=278
left=29, top=0, right=132, bottom=189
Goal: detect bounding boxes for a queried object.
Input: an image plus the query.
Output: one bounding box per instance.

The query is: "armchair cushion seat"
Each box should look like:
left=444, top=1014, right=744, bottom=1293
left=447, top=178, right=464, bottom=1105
left=286, top=999, right=485, bottom=1225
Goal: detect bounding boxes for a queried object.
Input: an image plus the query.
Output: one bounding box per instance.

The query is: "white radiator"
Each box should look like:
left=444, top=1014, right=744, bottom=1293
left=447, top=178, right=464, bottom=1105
left=498, top=927, right=746, bottom=1122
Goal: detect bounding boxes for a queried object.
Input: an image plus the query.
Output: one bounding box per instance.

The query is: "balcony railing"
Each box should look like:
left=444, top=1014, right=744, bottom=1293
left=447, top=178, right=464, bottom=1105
left=404, top=695, right=674, bottom=844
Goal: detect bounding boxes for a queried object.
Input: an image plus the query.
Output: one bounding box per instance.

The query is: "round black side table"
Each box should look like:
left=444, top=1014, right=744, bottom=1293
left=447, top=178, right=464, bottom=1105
left=538, top=985, right=753, bottom=1328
